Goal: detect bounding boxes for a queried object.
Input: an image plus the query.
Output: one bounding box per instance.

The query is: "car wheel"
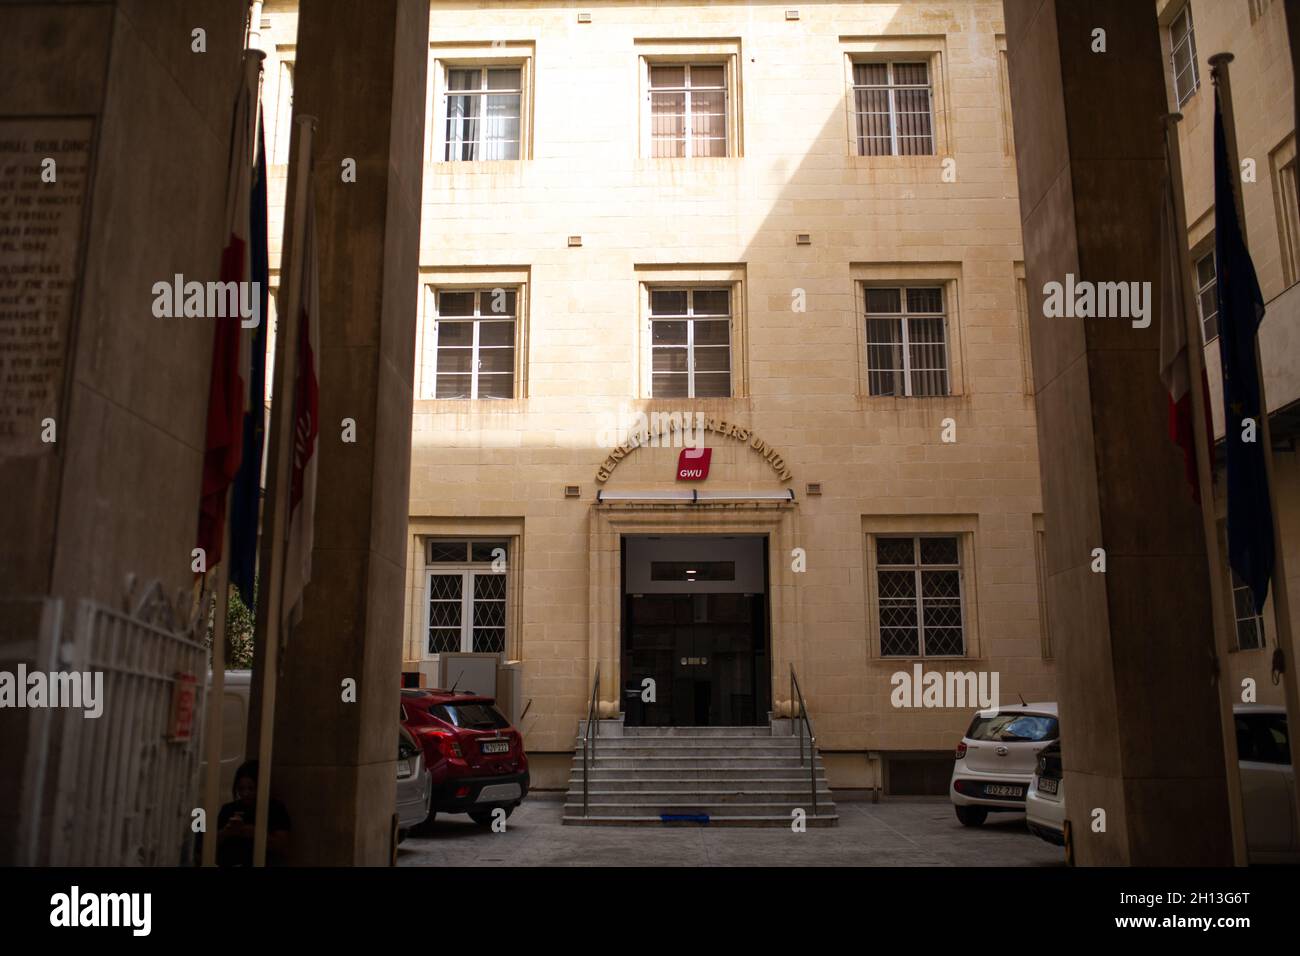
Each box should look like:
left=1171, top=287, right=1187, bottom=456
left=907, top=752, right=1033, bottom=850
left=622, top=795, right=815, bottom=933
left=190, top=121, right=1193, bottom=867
left=955, top=806, right=987, bottom=827
left=409, top=812, right=436, bottom=837
left=469, top=805, right=514, bottom=827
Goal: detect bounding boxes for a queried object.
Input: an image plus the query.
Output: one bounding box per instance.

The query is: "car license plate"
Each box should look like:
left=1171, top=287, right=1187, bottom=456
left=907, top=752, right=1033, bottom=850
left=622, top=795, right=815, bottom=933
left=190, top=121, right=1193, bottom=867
left=983, top=784, right=1023, bottom=799
left=1038, top=777, right=1058, bottom=795
left=481, top=740, right=509, bottom=754
left=397, top=758, right=413, bottom=779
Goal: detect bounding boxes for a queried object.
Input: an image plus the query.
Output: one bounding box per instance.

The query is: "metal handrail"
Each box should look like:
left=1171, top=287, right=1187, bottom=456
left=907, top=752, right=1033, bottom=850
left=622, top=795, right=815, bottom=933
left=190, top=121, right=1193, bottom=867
left=790, top=665, right=818, bottom=817
left=582, top=663, right=600, bottom=816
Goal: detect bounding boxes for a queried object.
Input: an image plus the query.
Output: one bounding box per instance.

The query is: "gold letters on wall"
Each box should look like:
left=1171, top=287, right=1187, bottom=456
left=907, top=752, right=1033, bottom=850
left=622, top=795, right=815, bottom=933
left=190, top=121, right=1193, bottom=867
left=595, top=416, right=793, bottom=484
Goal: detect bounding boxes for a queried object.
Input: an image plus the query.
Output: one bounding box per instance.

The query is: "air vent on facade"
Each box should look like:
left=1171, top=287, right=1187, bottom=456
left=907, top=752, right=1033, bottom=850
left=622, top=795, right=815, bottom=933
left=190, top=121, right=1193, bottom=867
left=796, top=233, right=812, bottom=245
left=568, top=235, right=583, bottom=247
left=578, top=12, right=592, bottom=23
left=564, top=485, right=581, bottom=498
left=785, top=10, right=800, bottom=20
left=806, top=482, right=822, bottom=496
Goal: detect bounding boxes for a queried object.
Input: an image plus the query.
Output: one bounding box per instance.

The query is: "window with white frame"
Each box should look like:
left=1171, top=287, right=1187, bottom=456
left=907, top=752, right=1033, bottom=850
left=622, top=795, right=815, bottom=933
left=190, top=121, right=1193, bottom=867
left=1276, top=158, right=1300, bottom=287
left=864, top=286, right=950, bottom=397
left=1232, top=571, right=1266, bottom=651
left=444, top=65, right=523, bottom=161
left=1195, top=250, right=1218, bottom=342
left=426, top=288, right=517, bottom=400
left=425, top=539, right=509, bottom=655
left=649, top=288, right=732, bottom=398
left=648, top=64, right=728, bottom=158
left=852, top=61, right=935, bottom=156
left=271, top=59, right=295, bottom=165
left=875, top=535, right=965, bottom=657
left=1170, top=5, right=1200, bottom=108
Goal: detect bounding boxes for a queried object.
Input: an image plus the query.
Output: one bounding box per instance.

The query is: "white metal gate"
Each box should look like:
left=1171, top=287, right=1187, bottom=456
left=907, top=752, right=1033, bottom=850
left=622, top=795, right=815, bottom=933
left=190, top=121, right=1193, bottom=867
left=7, top=578, right=208, bottom=866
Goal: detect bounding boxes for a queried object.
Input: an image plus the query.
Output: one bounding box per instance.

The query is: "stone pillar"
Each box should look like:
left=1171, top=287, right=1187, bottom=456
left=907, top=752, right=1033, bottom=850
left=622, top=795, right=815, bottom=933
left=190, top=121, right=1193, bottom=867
left=1004, top=0, right=1233, bottom=864
left=0, top=1, right=245, bottom=864
left=260, top=0, right=428, bottom=865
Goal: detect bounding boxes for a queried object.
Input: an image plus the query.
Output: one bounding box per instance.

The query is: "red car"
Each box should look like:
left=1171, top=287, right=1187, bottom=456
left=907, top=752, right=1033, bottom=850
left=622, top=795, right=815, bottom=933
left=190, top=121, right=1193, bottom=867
left=399, top=688, right=529, bottom=827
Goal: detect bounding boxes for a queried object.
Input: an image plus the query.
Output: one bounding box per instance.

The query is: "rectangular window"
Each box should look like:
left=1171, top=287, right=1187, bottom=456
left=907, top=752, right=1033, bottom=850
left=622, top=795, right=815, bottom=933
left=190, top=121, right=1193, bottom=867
left=1233, top=573, right=1266, bottom=650
left=425, top=540, right=509, bottom=655
left=852, top=61, right=934, bottom=156
left=444, top=66, right=522, bottom=161
left=429, top=288, right=517, bottom=400
left=649, top=64, right=728, bottom=158
left=1170, top=6, right=1200, bottom=108
left=876, top=535, right=965, bottom=657
left=1277, top=158, right=1300, bottom=287
left=864, top=286, right=949, bottom=396
left=1195, top=250, right=1218, bottom=342
left=650, top=287, right=732, bottom=398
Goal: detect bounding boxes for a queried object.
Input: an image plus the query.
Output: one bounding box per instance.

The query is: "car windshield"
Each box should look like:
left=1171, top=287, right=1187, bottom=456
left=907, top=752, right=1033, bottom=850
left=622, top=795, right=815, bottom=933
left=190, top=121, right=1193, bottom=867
left=431, top=702, right=510, bottom=730
left=967, top=712, right=1058, bottom=743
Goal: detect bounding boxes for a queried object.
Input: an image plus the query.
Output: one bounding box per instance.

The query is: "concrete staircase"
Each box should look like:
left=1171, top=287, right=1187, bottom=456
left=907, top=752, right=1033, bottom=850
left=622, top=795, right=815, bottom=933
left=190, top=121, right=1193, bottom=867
left=563, top=724, right=838, bottom=827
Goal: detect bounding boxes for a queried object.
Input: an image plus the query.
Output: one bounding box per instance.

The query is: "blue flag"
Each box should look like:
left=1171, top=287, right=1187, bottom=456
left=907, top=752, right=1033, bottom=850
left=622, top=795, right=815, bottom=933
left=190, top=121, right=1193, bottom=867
left=1213, top=88, right=1274, bottom=615
left=229, top=111, right=269, bottom=606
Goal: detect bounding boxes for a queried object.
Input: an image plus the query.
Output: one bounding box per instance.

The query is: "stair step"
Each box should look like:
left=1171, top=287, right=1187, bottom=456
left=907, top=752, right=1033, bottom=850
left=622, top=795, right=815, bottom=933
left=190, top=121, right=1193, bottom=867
left=576, top=758, right=826, bottom=770
left=566, top=777, right=826, bottom=790
left=562, top=814, right=838, bottom=827
left=572, top=743, right=800, bottom=749
left=622, top=726, right=775, bottom=737
left=565, top=793, right=832, bottom=805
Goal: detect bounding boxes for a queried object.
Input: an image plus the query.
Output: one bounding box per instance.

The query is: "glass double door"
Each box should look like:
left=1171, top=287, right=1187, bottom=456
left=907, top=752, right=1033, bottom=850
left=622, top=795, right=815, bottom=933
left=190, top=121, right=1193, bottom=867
left=623, top=591, right=768, bottom=727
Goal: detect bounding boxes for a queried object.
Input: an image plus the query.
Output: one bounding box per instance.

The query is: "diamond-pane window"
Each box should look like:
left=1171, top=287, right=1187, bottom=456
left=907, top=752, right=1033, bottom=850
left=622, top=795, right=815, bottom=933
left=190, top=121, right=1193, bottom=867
left=425, top=539, right=510, bottom=655
left=875, top=535, right=965, bottom=656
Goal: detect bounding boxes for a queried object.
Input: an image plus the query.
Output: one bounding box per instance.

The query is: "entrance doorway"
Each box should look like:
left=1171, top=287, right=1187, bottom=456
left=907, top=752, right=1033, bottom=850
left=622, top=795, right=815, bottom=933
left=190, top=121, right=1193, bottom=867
left=620, top=535, right=771, bottom=726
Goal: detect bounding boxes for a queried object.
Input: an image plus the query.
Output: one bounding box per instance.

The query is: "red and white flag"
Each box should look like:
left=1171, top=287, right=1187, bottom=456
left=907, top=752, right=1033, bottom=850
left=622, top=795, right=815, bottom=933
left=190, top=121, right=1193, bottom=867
left=197, top=55, right=259, bottom=570
left=1159, top=156, right=1211, bottom=503
left=282, top=185, right=320, bottom=626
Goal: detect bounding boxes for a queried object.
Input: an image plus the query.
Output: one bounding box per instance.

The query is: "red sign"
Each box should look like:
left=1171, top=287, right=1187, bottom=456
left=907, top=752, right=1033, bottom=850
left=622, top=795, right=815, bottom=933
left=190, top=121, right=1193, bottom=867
left=677, top=447, right=712, bottom=481
left=168, top=672, right=198, bottom=742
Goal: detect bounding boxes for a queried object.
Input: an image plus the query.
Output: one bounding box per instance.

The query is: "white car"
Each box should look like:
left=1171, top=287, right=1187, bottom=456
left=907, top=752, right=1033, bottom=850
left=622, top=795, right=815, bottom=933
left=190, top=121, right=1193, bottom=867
left=1024, top=704, right=1297, bottom=862
left=949, top=702, right=1059, bottom=826
left=1025, top=740, right=1064, bottom=844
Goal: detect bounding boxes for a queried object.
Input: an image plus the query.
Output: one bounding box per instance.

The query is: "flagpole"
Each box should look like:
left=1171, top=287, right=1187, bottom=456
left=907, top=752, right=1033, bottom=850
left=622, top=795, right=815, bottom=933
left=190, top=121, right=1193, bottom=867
left=200, top=48, right=263, bottom=867
left=250, top=112, right=317, bottom=867
left=1209, top=51, right=1300, bottom=839
left=200, top=519, right=228, bottom=867
left=1161, top=111, right=1248, bottom=866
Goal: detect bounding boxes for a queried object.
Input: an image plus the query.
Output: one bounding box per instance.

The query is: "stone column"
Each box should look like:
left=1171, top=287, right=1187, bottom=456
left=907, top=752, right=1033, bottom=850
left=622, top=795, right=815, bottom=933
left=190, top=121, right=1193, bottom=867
left=1004, top=0, right=1234, bottom=864
left=259, top=0, right=428, bottom=865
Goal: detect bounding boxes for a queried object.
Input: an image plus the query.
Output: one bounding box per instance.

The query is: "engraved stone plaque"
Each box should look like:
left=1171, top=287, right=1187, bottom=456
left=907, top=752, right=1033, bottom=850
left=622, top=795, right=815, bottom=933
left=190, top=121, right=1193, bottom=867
left=0, top=117, right=93, bottom=456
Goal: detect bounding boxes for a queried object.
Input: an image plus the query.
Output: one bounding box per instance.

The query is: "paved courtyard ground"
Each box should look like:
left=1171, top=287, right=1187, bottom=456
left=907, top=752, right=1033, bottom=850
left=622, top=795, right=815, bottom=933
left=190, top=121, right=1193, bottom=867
left=397, top=795, right=1066, bottom=867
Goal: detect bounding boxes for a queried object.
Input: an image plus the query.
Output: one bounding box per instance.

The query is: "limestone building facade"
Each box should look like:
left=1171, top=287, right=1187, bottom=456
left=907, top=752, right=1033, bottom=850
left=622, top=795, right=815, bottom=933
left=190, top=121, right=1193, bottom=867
left=1158, top=0, right=1300, bottom=708
left=258, top=0, right=1054, bottom=792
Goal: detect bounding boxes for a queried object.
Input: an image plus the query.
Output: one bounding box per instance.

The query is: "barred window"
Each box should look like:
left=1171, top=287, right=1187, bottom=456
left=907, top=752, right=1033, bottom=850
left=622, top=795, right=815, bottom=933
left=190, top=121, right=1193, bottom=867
left=650, top=287, right=732, bottom=398
left=427, top=288, right=517, bottom=400
left=865, top=286, right=950, bottom=397
left=444, top=66, right=523, bottom=161
left=876, top=535, right=965, bottom=657
left=425, top=539, right=509, bottom=655
left=1170, top=6, right=1200, bottom=108
left=649, top=64, right=728, bottom=158
left=852, top=61, right=934, bottom=156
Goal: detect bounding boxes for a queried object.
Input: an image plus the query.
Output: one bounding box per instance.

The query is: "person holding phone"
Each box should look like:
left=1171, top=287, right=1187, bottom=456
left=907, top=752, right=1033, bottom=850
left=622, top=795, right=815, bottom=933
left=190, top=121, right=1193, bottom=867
left=215, top=759, right=291, bottom=866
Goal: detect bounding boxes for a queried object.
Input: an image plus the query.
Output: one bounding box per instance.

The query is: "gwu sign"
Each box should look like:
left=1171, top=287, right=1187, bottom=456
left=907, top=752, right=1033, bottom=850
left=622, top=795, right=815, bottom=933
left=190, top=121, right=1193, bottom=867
left=677, top=447, right=712, bottom=481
